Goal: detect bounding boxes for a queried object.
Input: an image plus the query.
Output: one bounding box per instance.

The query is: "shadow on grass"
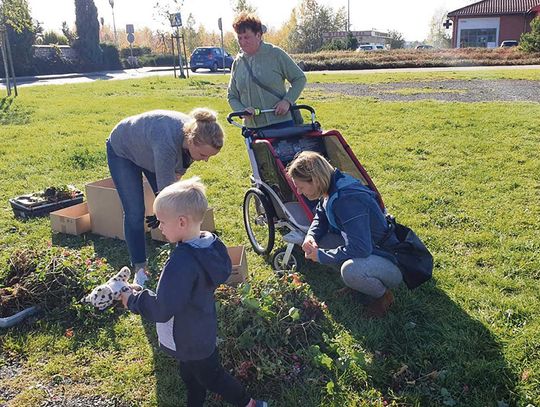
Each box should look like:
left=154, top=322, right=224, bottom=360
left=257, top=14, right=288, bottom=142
left=52, top=232, right=165, bottom=271
left=300, top=265, right=516, bottom=406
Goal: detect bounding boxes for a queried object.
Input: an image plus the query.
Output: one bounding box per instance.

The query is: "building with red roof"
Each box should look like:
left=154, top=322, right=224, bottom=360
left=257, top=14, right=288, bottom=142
left=446, top=0, right=540, bottom=47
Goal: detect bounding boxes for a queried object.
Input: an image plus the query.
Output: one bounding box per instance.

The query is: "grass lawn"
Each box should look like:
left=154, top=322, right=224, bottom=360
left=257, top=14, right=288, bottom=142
left=1, top=69, right=540, bottom=406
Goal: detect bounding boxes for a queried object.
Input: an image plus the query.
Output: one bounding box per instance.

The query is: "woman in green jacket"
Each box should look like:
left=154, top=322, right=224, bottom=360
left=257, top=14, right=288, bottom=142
left=227, top=12, right=306, bottom=130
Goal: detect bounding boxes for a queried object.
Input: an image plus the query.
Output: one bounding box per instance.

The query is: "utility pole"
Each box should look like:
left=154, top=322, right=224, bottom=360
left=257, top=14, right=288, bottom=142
left=347, top=0, right=350, bottom=31
left=108, top=0, right=118, bottom=45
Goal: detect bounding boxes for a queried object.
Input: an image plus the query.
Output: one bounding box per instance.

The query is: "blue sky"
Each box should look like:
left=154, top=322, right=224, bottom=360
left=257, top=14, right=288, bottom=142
left=28, top=0, right=472, bottom=41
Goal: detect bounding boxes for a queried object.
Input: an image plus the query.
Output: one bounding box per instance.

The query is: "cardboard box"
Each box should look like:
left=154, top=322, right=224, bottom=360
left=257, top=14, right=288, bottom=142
left=50, top=202, right=91, bottom=235
left=85, top=178, right=155, bottom=240
left=150, top=208, right=216, bottom=242
left=226, top=245, right=248, bottom=286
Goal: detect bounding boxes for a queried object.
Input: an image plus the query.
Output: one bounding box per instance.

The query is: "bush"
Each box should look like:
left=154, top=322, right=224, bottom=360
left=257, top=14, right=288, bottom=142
left=100, top=42, right=121, bottom=70
left=119, top=46, right=151, bottom=58
left=136, top=53, right=176, bottom=67
left=520, top=17, right=540, bottom=52
left=42, top=30, right=68, bottom=45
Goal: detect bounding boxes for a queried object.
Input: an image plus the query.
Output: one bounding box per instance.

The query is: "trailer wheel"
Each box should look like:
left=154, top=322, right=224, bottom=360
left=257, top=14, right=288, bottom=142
left=243, top=188, right=275, bottom=255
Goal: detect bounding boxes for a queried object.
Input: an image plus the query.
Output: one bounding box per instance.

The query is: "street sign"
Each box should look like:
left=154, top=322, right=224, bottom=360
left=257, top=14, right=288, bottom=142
left=218, top=17, right=222, bottom=31
left=170, top=12, right=182, bottom=27
left=126, top=24, right=134, bottom=34
left=127, top=33, right=135, bottom=43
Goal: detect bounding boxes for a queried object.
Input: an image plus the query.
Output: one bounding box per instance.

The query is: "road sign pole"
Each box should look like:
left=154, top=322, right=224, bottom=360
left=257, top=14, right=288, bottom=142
left=218, top=18, right=225, bottom=75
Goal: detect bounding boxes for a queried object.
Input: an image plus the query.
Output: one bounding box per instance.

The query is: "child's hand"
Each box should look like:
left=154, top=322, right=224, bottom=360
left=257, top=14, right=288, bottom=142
left=120, top=291, right=132, bottom=308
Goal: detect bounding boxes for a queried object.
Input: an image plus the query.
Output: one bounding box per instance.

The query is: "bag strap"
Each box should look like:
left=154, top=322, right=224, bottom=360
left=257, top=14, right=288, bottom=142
left=377, top=215, right=396, bottom=247
left=242, top=57, right=286, bottom=100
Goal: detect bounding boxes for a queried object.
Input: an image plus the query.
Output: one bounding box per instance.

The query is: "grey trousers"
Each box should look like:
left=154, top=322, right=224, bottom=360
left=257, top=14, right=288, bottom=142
left=318, top=233, right=403, bottom=298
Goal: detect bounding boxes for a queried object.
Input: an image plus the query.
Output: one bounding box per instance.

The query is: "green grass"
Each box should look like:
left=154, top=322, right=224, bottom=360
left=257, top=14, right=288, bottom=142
left=1, top=70, right=540, bottom=406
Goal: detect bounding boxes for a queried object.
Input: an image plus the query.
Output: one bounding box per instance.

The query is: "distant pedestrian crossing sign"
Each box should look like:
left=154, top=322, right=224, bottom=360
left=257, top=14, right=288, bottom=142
left=170, top=12, right=182, bottom=27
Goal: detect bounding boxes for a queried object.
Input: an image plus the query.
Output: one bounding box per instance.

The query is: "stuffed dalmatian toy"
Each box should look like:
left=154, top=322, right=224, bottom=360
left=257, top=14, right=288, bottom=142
left=83, top=266, right=133, bottom=310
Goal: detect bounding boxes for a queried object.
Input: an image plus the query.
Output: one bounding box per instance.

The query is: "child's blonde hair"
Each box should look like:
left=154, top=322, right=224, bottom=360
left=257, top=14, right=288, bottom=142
left=154, top=177, right=208, bottom=222
left=183, top=108, right=224, bottom=150
left=287, top=151, right=334, bottom=197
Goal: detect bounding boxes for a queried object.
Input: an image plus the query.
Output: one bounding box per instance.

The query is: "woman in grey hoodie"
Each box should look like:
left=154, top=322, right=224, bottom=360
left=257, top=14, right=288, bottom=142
left=106, top=108, right=224, bottom=287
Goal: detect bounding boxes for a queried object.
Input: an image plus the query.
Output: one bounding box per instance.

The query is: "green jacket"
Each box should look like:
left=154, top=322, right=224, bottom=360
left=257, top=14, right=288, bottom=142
left=227, top=42, right=306, bottom=129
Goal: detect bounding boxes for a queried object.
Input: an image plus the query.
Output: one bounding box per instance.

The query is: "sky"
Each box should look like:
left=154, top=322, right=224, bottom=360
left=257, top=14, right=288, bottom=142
left=27, top=0, right=474, bottom=42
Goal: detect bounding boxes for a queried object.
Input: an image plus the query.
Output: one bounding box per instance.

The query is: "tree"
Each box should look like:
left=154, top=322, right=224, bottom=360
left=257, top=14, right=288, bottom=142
left=427, top=8, right=451, bottom=48
left=295, top=0, right=347, bottom=52
left=183, top=13, right=200, bottom=55
left=231, top=0, right=256, bottom=14
left=62, top=21, right=77, bottom=45
left=344, top=31, right=358, bottom=50
left=73, top=0, right=102, bottom=69
left=0, top=0, right=35, bottom=75
left=388, top=30, right=405, bottom=49
left=153, top=0, right=183, bottom=29
left=520, top=17, right=540, bottom=52
left=280, top=9, right=301, bottom=52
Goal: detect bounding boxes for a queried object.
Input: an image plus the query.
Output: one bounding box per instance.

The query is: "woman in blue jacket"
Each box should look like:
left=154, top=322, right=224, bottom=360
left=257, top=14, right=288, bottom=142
left=287, top=151, right=402, bottom=317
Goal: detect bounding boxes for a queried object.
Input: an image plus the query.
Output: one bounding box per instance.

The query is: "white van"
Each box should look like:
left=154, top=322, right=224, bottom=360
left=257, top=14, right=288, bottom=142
left=356, top=44, right=385, bottom=51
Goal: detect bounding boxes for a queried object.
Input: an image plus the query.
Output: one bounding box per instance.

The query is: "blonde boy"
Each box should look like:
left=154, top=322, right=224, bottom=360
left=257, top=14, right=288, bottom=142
left=120, top=177, right=266, bottom=407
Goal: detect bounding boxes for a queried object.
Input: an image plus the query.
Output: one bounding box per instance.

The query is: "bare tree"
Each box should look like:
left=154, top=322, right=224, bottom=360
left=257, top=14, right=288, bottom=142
left=427, top=8, right=451, bottom=48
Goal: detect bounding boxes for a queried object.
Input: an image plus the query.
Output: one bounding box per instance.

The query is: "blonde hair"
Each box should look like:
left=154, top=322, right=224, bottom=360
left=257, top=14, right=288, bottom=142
left=287, top=151, right=335, bottom=197
left=154, top=177, right=208, bottom=222
left=183, top=108, right=224, bottom=150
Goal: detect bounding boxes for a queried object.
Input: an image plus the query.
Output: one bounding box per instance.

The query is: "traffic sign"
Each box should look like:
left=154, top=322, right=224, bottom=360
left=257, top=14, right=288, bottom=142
left=127, top=33, right=135, bottom=44
left=126, top=24, right=134, bottom=34
left=170, top=12, right=182, bottom=27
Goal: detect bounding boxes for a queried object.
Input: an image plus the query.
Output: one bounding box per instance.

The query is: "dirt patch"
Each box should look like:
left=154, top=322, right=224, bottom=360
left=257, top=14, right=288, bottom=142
left=308, top=79, right=540, bottom=102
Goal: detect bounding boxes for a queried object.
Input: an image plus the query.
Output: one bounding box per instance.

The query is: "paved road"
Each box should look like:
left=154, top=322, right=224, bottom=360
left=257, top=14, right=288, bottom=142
left=1, top=64, right=539, bottom=89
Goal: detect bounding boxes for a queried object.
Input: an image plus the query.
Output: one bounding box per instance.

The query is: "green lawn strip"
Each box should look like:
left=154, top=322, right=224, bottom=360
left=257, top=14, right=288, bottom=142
left=1, top=72, right=539, bottom=406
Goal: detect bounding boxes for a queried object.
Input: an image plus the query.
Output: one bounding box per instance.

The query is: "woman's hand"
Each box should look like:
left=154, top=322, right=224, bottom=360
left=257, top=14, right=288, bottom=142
left=241, top=107, right=257, bottom=118
left=274, top=99, right=291, bottom=116
left=302, top=235, right=319, bottom=258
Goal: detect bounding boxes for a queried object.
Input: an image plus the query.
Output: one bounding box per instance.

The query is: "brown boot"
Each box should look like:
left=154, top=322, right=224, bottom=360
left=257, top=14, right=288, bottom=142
left=365, top=290, right=394, bottom=318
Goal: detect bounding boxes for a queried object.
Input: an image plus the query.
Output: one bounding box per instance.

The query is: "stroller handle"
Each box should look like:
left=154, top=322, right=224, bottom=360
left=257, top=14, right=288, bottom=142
left=226, top=104, right=317, bottom=128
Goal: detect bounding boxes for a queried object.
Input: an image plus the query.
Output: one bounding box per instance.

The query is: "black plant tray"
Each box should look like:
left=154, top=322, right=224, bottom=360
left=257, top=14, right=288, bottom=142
left=10, top=192, right=84, bottom=219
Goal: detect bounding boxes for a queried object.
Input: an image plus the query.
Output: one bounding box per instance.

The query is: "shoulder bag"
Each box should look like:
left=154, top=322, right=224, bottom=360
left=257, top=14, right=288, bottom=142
left=377, top=215, right=433, bottom=289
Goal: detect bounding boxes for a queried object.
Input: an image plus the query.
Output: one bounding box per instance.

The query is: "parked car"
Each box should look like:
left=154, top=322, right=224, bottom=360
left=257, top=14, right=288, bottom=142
left=500, top=40, right=518, bottom=47
left=416, top=44, right=434, bottom=49
left=356, top=44, right=385, bottom=51
left=189, top=47, right=233, bottom=72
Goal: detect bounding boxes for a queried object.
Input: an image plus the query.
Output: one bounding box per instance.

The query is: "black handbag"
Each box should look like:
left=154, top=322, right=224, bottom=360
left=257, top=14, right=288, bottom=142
left=377, top=216, right=433, bottom=289
left=242, top=58, right=303, bottom=125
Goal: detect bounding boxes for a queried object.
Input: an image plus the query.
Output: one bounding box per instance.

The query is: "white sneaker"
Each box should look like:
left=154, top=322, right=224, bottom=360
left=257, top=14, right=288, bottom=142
left=133, top=268, right=149, bottom=288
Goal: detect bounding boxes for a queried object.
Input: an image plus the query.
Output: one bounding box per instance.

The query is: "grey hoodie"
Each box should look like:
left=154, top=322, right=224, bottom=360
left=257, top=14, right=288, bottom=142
left=108, top=110, right=192, bottom=192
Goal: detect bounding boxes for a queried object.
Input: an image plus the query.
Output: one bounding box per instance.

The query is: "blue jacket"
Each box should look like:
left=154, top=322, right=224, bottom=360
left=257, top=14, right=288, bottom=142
left=307, top=169, right=398, bottom=265
left=127, top=233, right=231, bottom=361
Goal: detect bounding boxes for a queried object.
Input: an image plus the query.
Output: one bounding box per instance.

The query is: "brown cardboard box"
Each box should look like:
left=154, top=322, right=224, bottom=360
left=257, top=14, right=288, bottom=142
left=226, top=245, right=248, bottom=286
left=50, top=202, right=91, bottom=235
left=85, top=178, right=155, bottom=240
left=150, top=208, right=216, bottom=242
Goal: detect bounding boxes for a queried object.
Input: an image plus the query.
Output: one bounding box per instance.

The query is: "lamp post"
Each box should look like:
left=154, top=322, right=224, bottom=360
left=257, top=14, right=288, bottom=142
left=108, top=0, right=118, bottom=45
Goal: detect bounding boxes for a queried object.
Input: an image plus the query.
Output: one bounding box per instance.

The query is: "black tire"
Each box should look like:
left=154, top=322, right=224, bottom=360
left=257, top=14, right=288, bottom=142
left=272, top=247, right=303, bottom=273
left=243, top=188, right=275, bottom=255
left=191, top=68, right=197, bottom=72
left=211, top=62, right=218, bottom=72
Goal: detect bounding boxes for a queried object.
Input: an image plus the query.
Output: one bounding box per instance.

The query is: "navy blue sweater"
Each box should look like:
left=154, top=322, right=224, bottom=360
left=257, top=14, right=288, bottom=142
left=127, top=233, right=231, bottom=361
left=307, top=170, right=398, bottom=265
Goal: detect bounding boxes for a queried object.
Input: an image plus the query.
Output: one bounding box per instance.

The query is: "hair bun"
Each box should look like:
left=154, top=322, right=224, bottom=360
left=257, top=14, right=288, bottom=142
left=191, top=108, right=217, bottom=123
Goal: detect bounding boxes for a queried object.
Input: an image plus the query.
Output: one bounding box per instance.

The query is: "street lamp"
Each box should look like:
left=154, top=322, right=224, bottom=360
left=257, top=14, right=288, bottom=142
left=108, top=0, right=118, bottom=45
